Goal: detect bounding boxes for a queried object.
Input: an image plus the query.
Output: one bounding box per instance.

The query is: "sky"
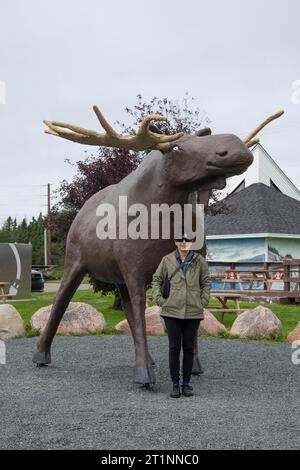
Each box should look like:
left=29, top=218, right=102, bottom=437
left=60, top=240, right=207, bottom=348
left=0, top=0, right=300, bottom=224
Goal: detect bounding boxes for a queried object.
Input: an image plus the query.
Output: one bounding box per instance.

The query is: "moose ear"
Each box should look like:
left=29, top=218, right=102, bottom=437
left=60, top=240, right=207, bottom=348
left=196, top=128, right=212, bottom=137
left=149, top=124, right=163, bottom=135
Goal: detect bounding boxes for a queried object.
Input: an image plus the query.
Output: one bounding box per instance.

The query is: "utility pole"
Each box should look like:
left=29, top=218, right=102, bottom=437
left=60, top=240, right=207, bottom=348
left=44, top=228, right=48, bottom=266
left=41, top=183, right=52, bottom=267
left=47, top=183, right=52, bottom=266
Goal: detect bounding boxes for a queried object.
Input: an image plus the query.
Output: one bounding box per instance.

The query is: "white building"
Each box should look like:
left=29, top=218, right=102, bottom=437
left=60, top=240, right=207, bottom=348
left=205, top=143, right=300, bottom=262
left=218, top=143, right=300, bottom=201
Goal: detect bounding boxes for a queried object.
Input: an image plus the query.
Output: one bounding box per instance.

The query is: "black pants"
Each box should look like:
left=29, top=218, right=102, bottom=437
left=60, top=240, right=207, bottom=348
left=163, top=317, right=200, bottom=384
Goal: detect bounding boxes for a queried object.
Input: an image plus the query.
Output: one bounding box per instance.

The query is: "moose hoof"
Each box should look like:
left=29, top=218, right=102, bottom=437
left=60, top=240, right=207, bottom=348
left=32, top=350, right=51, bottom=366
left=192, top=357, right=204, bottom=375
left=134, top=365, right=156, bottom=385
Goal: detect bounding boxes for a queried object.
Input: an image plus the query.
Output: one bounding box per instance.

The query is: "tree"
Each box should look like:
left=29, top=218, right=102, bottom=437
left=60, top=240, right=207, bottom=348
left=0, top=214, right=46, bottom=264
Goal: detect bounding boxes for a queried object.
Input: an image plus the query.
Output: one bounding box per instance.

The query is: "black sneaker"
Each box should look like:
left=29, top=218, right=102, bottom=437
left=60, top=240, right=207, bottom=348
left=170, top=383, right=181, bottom=398
left=182, top=383, right=194, bottom=397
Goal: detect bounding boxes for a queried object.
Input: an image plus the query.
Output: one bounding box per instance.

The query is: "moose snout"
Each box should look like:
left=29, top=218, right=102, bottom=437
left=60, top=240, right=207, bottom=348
left=207, top=148, right=253, bottom=172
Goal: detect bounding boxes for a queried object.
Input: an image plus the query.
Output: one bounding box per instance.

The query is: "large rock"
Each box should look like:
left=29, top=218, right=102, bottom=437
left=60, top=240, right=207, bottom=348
left=230, top=305, right=282, bottom=339
left=288, top=322, right=300, bottom=343
left=115, top=318, right=131, bottom=334
left=0, top=304, right=25, bottom=339
left=115, top=306, right=165, bottom=336
left=30, top=302, right=106, bottom=335
left=145, top=312, right=166, bottom=335
left=199, top=309, right=227, bottom=336
left=145, top=305, right=161, bottom=316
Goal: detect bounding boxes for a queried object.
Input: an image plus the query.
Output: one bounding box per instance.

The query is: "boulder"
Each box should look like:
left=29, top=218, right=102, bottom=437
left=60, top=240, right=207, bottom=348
left=146, top=312, right=166, bottom=335
left=199, top=309, right=227, bottom=336
left=116, top=306, right=165, bottom=336
left=30, top=302, right=106, bottom=335
left=0, top=304, right=25, bottom=339
left=145, top=305, right=161, bottom=316
left=288, top=322, right=300, bottom=343
left=115, top=318, right=131, bottom=334
left=230, top=305, right=282, bottom=339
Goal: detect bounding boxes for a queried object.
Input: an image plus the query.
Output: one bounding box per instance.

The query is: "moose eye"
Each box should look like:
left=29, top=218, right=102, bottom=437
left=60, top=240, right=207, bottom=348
left=172, top=145, right=180, bottom=151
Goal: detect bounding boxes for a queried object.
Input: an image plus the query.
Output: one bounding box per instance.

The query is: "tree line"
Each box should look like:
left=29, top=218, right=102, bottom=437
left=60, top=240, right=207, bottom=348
left=0, top=214, right=45, bottom=264
left=0, top=214, right=63, bottom=265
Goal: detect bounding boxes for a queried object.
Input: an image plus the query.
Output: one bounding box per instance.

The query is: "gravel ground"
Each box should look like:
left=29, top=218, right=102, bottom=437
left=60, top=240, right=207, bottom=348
left=0, top=336, right=299, bottom=450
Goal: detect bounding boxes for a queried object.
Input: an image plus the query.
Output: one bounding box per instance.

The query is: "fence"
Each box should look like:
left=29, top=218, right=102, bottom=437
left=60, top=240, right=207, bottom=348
left=207, top=259, right=300, bottom=300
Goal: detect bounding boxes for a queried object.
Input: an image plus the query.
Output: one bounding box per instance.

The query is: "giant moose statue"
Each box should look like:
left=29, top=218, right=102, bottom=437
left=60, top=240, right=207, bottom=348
left=33, top=105, right=284, bottom=386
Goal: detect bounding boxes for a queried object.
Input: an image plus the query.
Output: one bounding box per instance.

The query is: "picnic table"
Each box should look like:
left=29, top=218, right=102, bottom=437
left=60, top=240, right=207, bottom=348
left=210, top=269, right=291, bottom=291
left=224, top=269, right=271, bottom=290
left=0, top=282, right=14, bottom=302
left=209, top=291, right=244, bottom=323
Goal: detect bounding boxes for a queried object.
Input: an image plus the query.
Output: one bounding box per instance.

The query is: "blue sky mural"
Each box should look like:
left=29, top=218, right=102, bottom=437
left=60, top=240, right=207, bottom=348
left=268, top=238, right=300, bottom=261
left=207, top=238, right=265, bottom=262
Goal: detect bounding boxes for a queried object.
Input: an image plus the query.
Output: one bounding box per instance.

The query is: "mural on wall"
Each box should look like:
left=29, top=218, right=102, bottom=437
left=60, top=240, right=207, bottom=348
left=268, top=238, right=300, bottom=261
left=207, top=237, right=265, bottom=262
left=207, top=237, right=300, bottom=290
left=207, top=238, right=266, bottom=289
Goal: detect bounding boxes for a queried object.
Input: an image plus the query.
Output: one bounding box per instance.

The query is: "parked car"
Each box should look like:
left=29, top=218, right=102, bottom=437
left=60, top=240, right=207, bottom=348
left=43, top=274, right=59, bottom=281
left=31, top=270, right=44, bottom=292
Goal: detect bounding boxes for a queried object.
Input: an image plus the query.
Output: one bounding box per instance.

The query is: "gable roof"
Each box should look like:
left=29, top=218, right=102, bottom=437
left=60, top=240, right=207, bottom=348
left=217, top=144, right=300, bottom=202
left=205, top=183, right=300, bottom=236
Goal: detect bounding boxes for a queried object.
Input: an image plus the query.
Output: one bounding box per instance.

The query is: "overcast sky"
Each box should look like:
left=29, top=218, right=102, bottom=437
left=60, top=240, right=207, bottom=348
left=0, top=0, right=299, bottom=224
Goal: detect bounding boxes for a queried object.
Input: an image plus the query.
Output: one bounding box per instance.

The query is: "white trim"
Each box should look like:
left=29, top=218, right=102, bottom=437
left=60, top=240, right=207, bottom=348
left=206, top=233, right=300, bottom=240
left=218, top=143, right=300, bottom=201
left=264, top=237, right=268, bottom=262
left=256, top=144, right=300, bottom=197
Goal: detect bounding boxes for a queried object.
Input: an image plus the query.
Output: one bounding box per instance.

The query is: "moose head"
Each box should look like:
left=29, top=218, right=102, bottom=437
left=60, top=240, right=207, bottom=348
left=44, top=106, right=283, bottom=194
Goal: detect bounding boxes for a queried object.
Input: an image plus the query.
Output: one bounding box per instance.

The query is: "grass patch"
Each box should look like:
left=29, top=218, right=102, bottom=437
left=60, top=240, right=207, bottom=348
left=45, top=276, right=90, bottom=284
left=8, top=290, right=300, bottom=342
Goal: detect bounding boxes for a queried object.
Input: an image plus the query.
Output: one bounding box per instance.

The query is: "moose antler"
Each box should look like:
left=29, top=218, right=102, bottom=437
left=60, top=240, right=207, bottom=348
left=243, top=110, right=284, bottom=148
left=43, top=105, right=184, bottom=152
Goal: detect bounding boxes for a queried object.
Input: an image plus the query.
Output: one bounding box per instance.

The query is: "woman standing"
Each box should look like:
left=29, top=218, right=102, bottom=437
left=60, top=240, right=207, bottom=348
left=152, top=234, right=210, bottom=398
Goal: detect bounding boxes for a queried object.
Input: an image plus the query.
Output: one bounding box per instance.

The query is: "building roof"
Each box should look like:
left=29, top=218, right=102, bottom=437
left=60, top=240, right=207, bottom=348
left=217, top=144, right=300, bottom=202
left=205, top=183, right=300, bottom=236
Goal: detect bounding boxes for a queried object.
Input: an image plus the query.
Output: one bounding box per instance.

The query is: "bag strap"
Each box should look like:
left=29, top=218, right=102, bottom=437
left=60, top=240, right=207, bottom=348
left=169, top=251, right=196, bottom=280
left=169, top=263, right=182, bottom=281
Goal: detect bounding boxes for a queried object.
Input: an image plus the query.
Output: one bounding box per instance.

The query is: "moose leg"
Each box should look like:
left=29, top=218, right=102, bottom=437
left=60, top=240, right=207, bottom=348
left=32, top=263, right=85, bottom=365
left=118, top=284, right=155, bottom=369
left=192, top=331, right=204, bottom=375
left=118, top=283, right=155, bottom=385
